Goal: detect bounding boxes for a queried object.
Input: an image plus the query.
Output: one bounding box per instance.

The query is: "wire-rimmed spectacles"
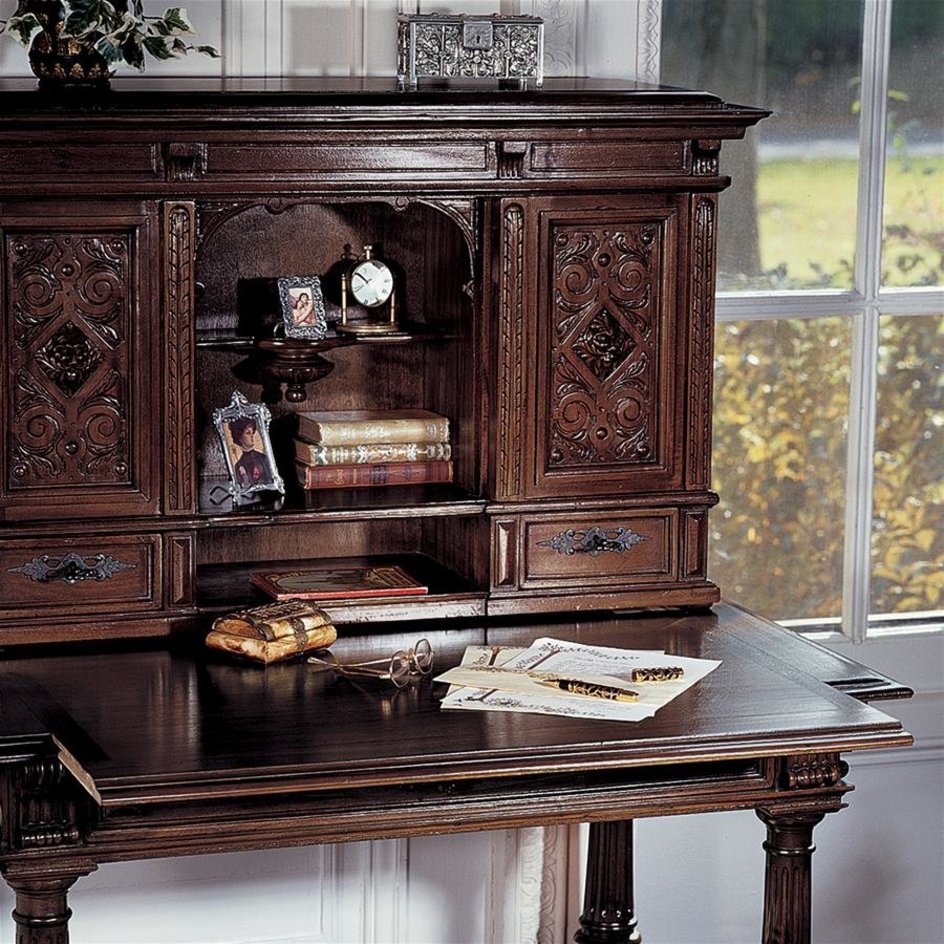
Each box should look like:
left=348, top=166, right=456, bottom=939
left=306, top=639, right=433, bottom=688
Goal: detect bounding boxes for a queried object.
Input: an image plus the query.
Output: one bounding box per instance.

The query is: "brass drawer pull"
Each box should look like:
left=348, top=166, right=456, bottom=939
left=537, top=526, right=648, bottom=556
left=9, top=552, right=136, bottom=585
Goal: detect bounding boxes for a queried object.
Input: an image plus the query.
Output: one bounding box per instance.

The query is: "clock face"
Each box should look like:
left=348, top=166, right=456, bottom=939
left=350, top=259, right=394, bottom=308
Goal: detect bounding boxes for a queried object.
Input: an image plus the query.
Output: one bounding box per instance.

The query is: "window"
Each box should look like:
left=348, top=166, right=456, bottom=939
left=661, top=0, right=943, bottom=640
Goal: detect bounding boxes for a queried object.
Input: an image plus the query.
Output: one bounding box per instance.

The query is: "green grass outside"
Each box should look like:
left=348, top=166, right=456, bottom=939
left=757, top=155, right=943, bottom=288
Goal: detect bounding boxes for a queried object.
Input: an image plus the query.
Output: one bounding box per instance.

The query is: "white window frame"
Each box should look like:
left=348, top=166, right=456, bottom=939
left=699, top=0, right=942, bottom=642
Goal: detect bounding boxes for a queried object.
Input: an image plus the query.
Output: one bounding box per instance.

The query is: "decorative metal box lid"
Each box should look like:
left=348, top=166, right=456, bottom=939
left=397, top=13, right=544, bottom=88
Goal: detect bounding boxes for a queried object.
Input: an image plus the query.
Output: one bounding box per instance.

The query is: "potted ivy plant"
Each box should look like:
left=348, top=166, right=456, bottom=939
left=0, top=0, right=218, bottom=86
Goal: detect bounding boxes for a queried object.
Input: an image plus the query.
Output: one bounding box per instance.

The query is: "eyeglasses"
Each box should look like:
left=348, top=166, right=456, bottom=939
left=306, top=639, right=433, bottom=688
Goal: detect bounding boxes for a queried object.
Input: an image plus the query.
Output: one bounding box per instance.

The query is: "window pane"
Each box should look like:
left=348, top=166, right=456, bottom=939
left=710, top=318, right=851, bottom=620
left=871, top=315, right=944, bottom=615
left=882, top=1, right=944, bottom=288
left=661, top=0, right=863, bottom=290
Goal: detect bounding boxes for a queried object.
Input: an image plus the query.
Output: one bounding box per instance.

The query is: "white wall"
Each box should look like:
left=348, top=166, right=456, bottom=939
left=1, top=2, right=941, bottom=942
left=0, top=0, right=662, bottom=80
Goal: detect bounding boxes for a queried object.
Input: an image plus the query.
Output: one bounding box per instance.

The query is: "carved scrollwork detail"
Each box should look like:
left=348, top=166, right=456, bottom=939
left=538, top=525, right=648, bottom=556
left=6, top=232, right=131, bottom=489
left=420, top=197, right=480, bottom=251
left=13, top=757, right=85, bottom=850
left=782, top=754, right=848, bottom=791
left=548, top=223, right=659, bottom=467
left=162, top=142, right=208, bottom=182
left=9, top=552, right=135, bottom=584
left=693, top=139, right=721, bottom=176
left=497, top=140, right=529, bottom=179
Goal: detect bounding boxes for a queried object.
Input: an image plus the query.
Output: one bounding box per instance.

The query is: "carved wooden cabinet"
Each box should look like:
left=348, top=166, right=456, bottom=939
left=0, top=79, right=766, bottom=644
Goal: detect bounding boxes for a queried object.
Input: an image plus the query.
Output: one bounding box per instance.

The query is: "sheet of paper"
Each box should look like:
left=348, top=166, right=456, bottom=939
left=438, top=638, right=720, bottom=723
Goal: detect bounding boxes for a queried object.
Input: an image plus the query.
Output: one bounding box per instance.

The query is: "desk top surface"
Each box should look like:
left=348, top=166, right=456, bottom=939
left=0, top=604, right=910, bottom=809
left=0, top=77, right=769, bottom=127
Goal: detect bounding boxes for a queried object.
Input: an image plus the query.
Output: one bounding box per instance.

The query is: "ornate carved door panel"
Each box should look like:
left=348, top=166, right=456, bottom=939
left=0, top=204, right=158, bottom=521
left=521, top=196, right=687, bottom=499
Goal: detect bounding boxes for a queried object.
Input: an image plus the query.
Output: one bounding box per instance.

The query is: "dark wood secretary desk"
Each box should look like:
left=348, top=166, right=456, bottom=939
left=0, top=79, right=911, bottom=944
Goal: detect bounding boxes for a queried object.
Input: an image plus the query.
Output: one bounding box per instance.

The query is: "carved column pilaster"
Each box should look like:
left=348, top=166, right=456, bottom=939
left=162, top=201, right=197, bottom=514
left=688, top=196, right=717, bottom=490
left=2, top=862, right=97, bottom=944
left=575, top=820, right=641, bottom=944
left=496, top=202, right=526, bottom=499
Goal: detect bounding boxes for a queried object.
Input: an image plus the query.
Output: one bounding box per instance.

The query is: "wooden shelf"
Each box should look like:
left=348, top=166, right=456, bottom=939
left=198, top=480, right=484, bottom=523
left=197, top=553, right=486, bottom=624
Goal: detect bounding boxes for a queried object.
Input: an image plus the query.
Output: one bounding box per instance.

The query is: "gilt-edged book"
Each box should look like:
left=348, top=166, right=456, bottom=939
left=250, top=564, right=429, bottom=601
left=296, top=409, right=450, bottom=446
left=294, top=439, right=452, bottom=466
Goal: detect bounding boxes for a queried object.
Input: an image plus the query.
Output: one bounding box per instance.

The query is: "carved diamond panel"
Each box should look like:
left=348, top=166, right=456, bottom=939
left=34, top=320, right=104, bottom=397
left=6, top=233, right=132, bottom=489
left=548, top=223, right=659, bottom=467
left=571, top=308, right=636, bottom=384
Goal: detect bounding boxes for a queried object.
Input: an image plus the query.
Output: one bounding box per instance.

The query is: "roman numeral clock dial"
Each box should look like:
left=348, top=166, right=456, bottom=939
left=339, top=245, right=399, bottom=335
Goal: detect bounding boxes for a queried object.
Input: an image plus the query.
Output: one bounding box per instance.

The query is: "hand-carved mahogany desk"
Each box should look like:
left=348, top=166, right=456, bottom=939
left=0, top=80, right=912, bottom=943
left=0, top=604, right=911, bottom=944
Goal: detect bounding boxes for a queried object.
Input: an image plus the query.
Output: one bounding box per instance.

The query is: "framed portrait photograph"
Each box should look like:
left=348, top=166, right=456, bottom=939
left=212, top=391, right=285, bottom=501
left=278, top=276, right=328, bottom=340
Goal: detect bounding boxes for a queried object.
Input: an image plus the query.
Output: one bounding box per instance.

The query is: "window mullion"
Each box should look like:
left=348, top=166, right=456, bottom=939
left=842, top=0, right=892, bottom=642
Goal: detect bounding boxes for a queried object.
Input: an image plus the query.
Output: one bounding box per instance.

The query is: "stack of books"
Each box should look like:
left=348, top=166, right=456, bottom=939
left=294, top=409, right=452, bottom=489
left=206, top=600, right=338, bottom=664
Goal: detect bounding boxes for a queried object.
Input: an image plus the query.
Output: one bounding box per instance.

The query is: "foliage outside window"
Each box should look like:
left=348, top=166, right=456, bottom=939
left=661, top=0, right=943, bottom=637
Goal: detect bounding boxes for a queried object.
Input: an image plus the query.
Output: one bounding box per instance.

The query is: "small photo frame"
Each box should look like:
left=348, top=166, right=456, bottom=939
left=278, top=276, right=328, bottom=340
left=213, top=391, right=285, bottom=502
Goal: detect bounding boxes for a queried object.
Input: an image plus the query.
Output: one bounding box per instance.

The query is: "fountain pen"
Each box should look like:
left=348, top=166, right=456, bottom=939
left=537, top=677, right=639, bottom=702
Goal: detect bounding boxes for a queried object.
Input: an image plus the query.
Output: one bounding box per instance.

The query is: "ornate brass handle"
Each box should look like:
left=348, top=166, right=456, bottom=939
left=538, top=526, right=648, bottom=556
left=9, top=552, right=135, bottom=584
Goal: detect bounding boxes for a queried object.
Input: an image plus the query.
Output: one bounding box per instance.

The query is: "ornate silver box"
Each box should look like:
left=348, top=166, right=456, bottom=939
left=397, top=13, right=544, bottom=89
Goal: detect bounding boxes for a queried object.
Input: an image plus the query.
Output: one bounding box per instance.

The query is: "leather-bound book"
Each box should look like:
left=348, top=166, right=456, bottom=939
left=206, top=600, right=337, bottom=664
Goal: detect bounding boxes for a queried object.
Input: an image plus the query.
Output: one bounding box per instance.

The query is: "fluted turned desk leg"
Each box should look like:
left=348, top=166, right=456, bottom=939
left=575, top=819, right=642, bottom=944
left=757, top=809, right=827, bottom=944
left=3, top=862, right=96, bottom=944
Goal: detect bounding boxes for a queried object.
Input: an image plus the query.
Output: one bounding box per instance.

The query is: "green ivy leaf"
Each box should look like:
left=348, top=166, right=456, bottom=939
left=196, top=44, right=219, bottom=58
left=143, top=35, right=174, bottom=59
left=93, top=34, right=122, bottom=63
left=161, top=7, right=195, bottom=35
left=2, top=13, right=42, bottom=48
left=63, top=0, right=105, bottom=37
left=121, top=35, right=145, bottom=70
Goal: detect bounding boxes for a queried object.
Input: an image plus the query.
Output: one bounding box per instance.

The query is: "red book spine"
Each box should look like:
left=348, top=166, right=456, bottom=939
left=295, top=460, right=453, bottom=489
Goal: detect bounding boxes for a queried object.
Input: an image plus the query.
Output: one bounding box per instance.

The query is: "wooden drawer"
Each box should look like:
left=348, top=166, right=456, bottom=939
left=206, top=141, right=491, bottom=180
left=520, top=511, right=675, bottom=590
left=528, top=140, right=687, bottom=177
left=0, top=534, right=160, bottom=619
left=0, top=144, right=158, bottom=181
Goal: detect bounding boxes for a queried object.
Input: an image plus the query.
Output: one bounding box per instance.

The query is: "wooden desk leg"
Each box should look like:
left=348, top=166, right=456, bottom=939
left=575, top=819, right=642, bottom=944
left=2, top=862, right=97, bottom=944
left=756, top=809, right=827, bottom=944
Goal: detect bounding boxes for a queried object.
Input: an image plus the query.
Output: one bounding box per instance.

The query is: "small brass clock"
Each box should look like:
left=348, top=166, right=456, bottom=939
left=338, top=245, right=400, bottom=335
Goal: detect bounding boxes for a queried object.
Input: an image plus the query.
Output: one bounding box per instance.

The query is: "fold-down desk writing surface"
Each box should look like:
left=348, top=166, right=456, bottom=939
left=0, top=605, right=910, bottom=811
left=0, top=604, right=912, bottom=944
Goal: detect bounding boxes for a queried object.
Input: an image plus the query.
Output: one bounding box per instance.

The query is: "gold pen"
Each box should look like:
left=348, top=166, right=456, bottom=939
left=630, top=666, right=684, bottom=682
left=538, top=677, right=639, bottom=702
